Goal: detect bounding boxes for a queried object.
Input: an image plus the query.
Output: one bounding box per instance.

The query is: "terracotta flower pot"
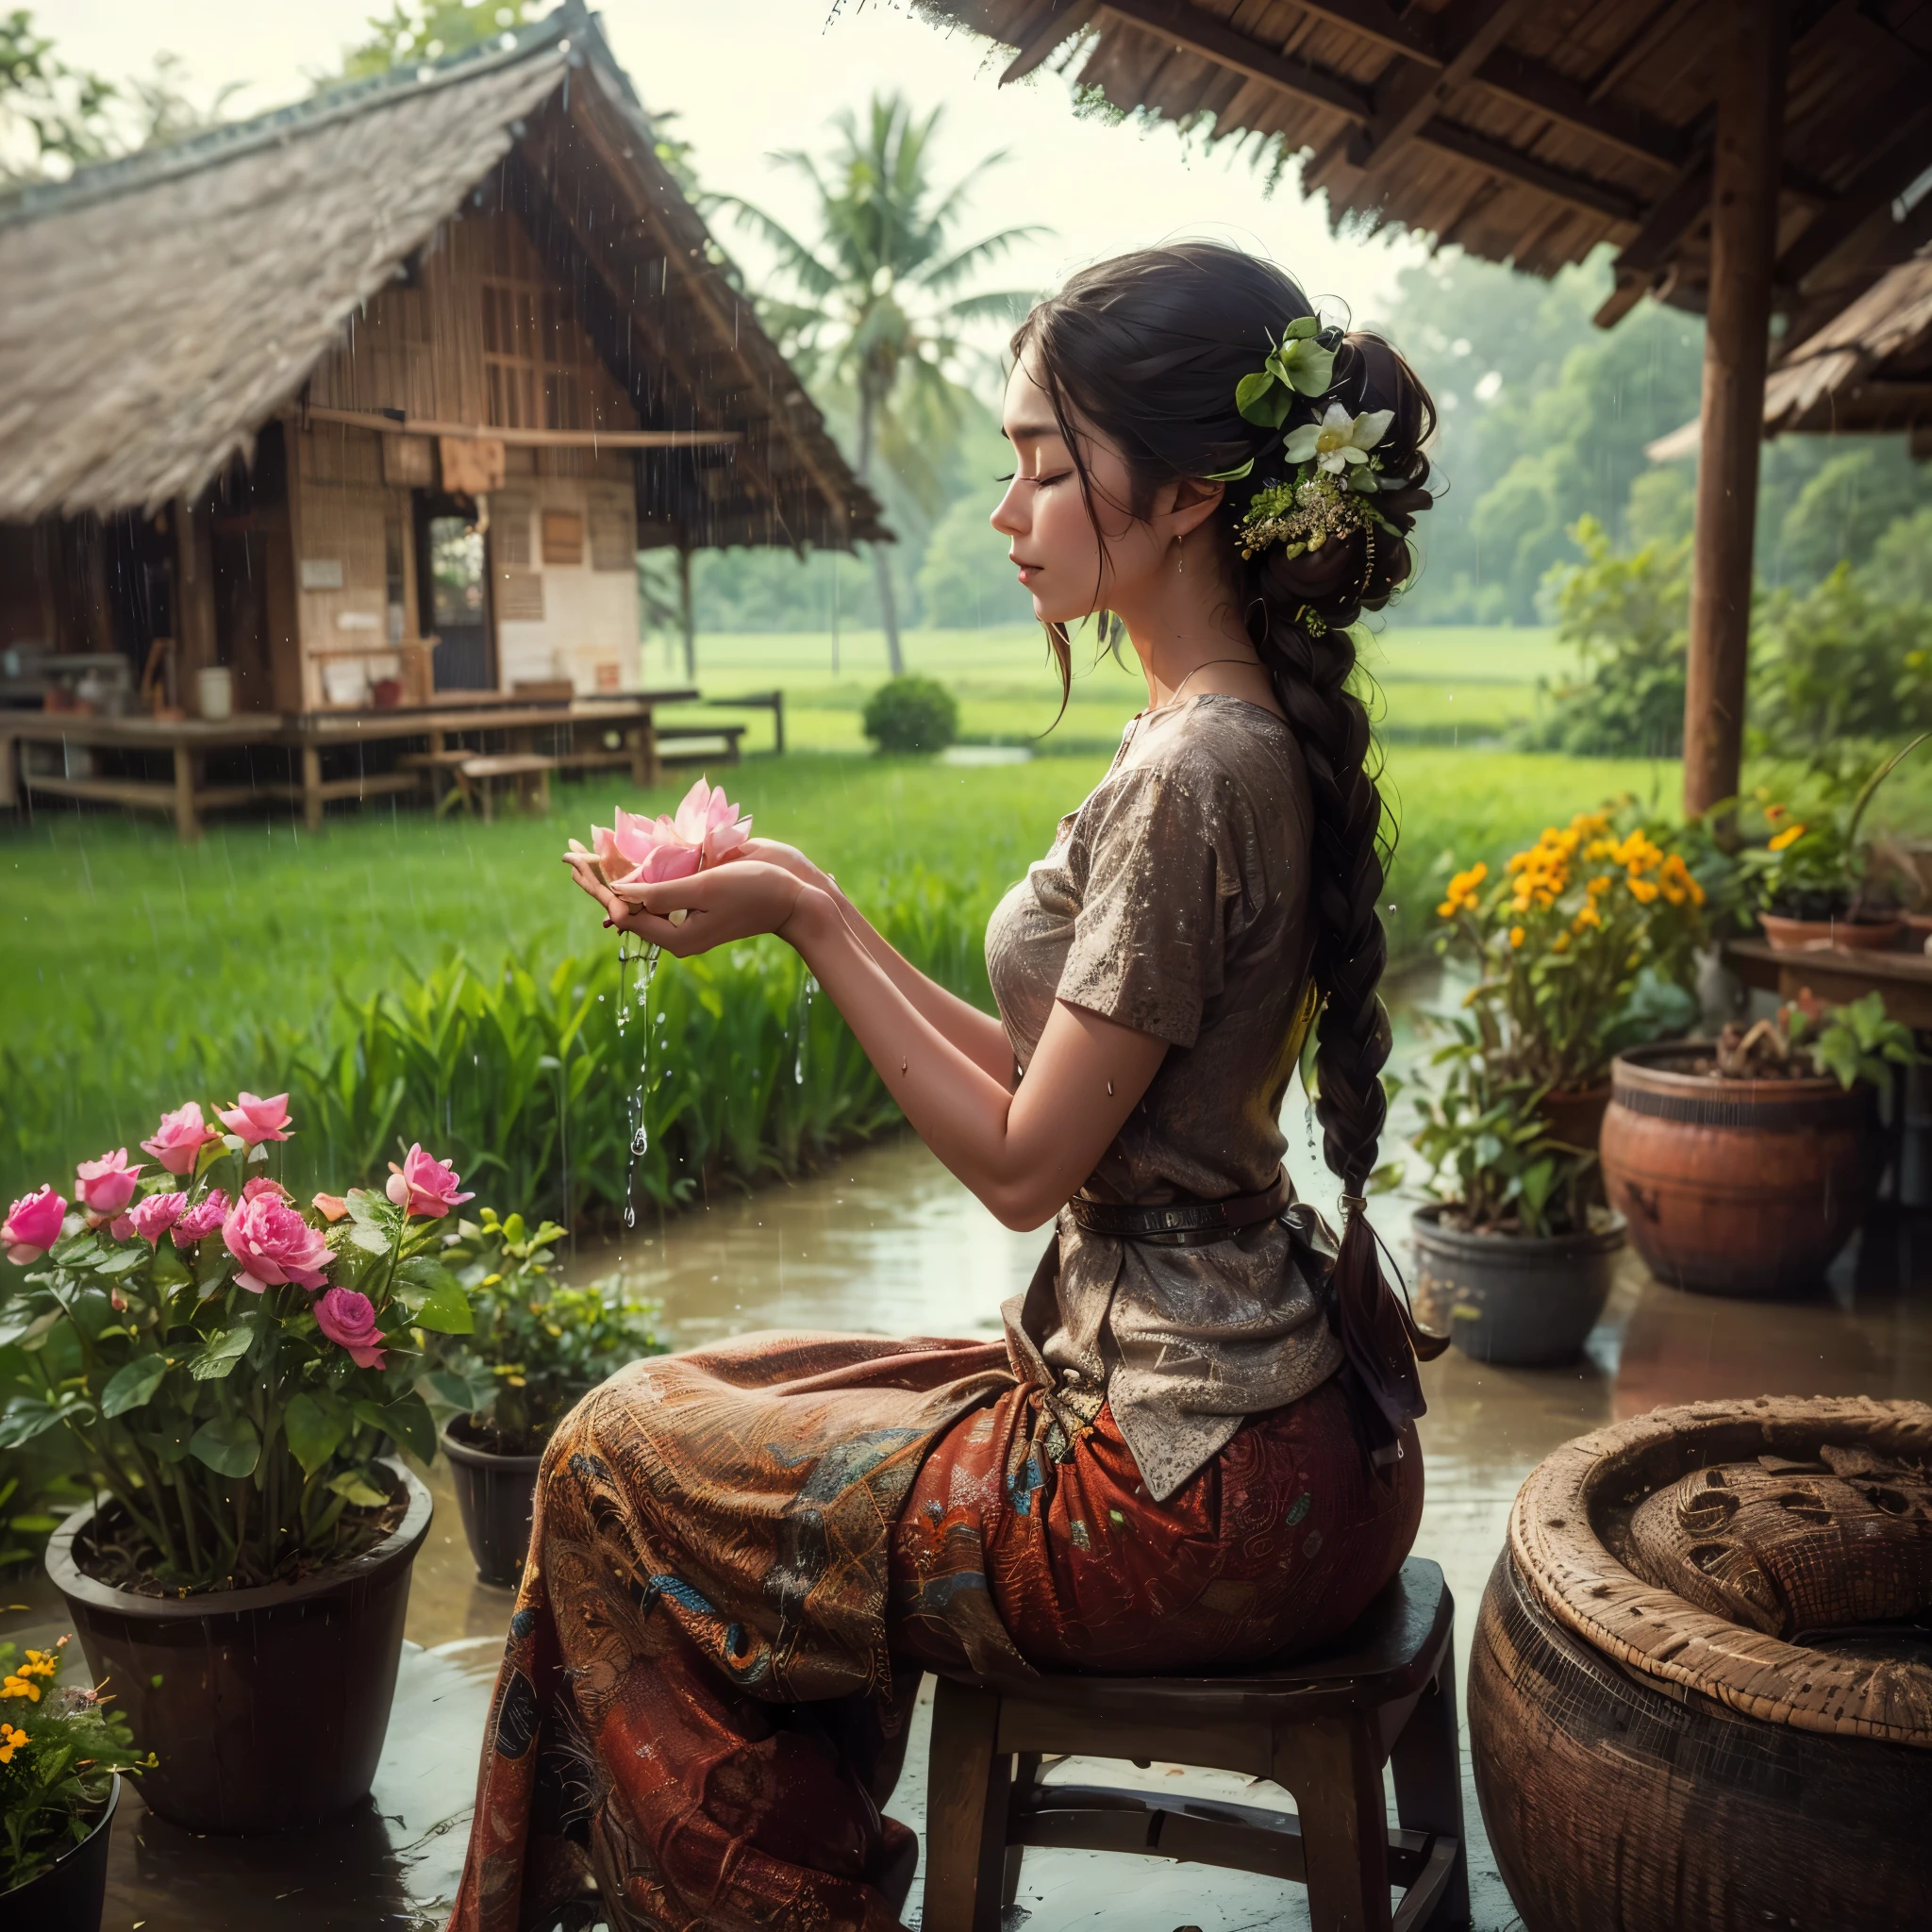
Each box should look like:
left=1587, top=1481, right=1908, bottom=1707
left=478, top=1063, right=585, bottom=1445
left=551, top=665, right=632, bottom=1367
left=0, top=1774, right=118, bottom=1931
left=441, top=1420, right=542, bottom=1588
left=1600, top=1042, right=1881, bottom=1297
left=44, top=1458, right=431, bottom=1836
left=1410, top=1203, right=1624, bottom=1367
left=1759, top=912, right=1903, bottom=951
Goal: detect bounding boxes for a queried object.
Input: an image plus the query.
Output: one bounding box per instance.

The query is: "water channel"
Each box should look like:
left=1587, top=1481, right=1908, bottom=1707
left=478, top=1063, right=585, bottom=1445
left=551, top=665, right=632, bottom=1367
left=8, top=991, right=1932, bottom=1928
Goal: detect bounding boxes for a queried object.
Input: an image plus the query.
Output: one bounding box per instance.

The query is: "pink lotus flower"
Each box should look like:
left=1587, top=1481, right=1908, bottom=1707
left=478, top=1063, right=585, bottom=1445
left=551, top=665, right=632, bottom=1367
left=314, top=1287, right=386, bottom=1369
left=385, top=1144, right=474, bottom=1219
left=223, top=1191, right=330, bottom=1293
left=140, top=1102, right=221, bottom=1177
left=242, top=1175, right=291, bottom=1205
left=174, top=1190, right=228, bottom=1243
left=215, top=1092, right=291, bottom=1147
left=126, top=1192, right=187, bottom=1244
left=582, top=777, right=751, bottom=886
left=5, top=1186, right=66, bottom=1265
left=75, top=1149, right=142, bottom=1219
left=311, top=1192, right=349, bottom=1223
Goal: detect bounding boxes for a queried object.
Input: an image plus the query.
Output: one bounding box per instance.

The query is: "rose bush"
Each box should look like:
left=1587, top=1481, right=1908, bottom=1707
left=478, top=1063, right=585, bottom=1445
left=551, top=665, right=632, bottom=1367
left=0, top=1097, right=484, bottom=1591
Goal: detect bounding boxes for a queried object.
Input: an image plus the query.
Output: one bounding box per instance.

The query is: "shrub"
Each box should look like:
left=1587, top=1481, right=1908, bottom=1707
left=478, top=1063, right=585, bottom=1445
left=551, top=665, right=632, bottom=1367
left=1524, top=516, right=1688, bottom=757
left=862, top=675, right=959, bottom=754
left=1750, top=563, right=1932, bottom=758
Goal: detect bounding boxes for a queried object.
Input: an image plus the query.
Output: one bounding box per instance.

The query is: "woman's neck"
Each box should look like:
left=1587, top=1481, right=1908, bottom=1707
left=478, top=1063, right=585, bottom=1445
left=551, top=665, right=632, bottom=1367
left=1116, top=531, right=1281, bottom=718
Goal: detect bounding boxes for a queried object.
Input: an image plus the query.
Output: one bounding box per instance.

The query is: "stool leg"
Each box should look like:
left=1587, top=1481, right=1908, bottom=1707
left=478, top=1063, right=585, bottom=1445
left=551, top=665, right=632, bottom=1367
left=1289, top=1716, right=1392, bottom=1932
left=923, top=1678, right=1008, bottom=1932
left=1390, top=1647, right=1470, bottom=1930
left=1000, top=1751, right=1041, bottom=1910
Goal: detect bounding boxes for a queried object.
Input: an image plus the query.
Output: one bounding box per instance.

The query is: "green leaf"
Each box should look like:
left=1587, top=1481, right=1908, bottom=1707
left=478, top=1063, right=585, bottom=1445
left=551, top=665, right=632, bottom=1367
left=149, top=1241, right=192, bottom=1291
left=101, top=1354, right=170, bottom=1418
left=327, top=1468, right=388, bottom=1508
left=0, top=1397, right=67, bottom=1448
left=1235, top=369, right=1291, bottom=428
left=1283, top=314, right=1319, bottom=341
left=351, top=1398, right=392, bottom=1437
left=410, top=1275, right=473, bottom=1336
left=189, top=1413, right=260, bottom=1477
left=196, top=1240, right=231, bottom=1298
left=94, top=1246, right=147, bottom=1277
left=283, top=1391, right=350, bottom=1476
left=383, top=1392, right=437, bottom=1463
left=189, top=1324, right=255, bottom=1381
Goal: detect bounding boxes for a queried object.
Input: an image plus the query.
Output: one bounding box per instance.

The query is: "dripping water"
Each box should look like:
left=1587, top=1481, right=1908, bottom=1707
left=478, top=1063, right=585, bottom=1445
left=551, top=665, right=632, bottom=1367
left=793, top=972, right=816, bottom=1085
left=619, top=942, right=660, bottom=1228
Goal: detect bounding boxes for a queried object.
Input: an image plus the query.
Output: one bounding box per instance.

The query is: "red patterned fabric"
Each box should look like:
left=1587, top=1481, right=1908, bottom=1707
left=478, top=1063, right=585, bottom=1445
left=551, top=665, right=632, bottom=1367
left=446, top=1333, right=1420, bottom=1932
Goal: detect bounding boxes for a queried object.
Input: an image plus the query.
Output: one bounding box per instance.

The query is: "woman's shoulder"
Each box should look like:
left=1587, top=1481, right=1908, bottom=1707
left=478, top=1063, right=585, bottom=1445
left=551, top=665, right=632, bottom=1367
left=1111, top=695, right=1308, bottom=819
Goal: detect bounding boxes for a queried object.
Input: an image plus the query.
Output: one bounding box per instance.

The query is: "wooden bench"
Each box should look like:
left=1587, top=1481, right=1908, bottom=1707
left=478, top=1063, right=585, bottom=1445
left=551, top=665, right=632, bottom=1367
left=922, top=1557, right=1466, bottom=1932
left=454, top=752, right=557, bottom=821
left=654, top=724, right=745, bottom=768
left=703, top=689, right=785, bottom=755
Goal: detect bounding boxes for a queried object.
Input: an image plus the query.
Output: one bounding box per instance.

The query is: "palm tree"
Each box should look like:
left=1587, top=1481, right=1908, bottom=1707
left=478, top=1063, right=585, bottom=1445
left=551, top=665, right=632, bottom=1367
left=720, top=92, right=1042, bottom=674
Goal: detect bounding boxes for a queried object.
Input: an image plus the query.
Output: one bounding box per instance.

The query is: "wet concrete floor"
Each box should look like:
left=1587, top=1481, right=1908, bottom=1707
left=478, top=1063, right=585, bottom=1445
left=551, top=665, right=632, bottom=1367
left=8, top=1123, right=1932, bottom=1929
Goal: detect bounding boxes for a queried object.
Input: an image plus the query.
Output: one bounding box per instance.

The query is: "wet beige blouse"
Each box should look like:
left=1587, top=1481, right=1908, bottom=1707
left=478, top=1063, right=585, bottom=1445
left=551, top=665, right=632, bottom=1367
left=985, top=693, right=1343, bottom=1501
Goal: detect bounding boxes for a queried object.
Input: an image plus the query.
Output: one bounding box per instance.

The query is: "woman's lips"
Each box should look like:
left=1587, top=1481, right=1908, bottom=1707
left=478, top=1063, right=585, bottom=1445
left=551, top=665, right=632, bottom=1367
left=1012, top=558, right=1041, bottom=583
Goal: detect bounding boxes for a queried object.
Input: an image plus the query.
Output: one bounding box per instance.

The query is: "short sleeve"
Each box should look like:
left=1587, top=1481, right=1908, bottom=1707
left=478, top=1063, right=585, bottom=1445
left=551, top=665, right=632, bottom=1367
left=1056, top=761, right=1241, bottom=1047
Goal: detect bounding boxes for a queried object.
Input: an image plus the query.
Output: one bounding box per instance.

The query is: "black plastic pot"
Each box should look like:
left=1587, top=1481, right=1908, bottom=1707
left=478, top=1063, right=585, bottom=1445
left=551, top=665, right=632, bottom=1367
left=441, top=1421, right=541, bottom=1588
left=1410, top=1203, right=1624, bottom=1366
left=0, top=1774, right=118, bottom=1930
left=44, top=1458, right=430, bottom=1836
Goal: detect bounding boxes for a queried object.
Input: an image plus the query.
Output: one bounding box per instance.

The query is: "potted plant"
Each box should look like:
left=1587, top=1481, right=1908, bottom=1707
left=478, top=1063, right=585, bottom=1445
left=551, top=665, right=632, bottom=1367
left=1740, top=738, right=1925, bottom=949
left=1411, top=808, right=1707, bottom=1364
left=426, top=1208, right=664, bottom=1587
left=0, top=1100, right=481, bottom=1835
left=1, top=1633, right=150, bottom=1931
left=1600, top=990, right=1912, bottom=1297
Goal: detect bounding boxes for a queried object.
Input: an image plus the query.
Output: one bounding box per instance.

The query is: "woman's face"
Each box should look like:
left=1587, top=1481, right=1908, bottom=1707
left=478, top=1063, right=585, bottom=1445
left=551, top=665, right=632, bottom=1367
left=991, top=350, right=1174, bottom=627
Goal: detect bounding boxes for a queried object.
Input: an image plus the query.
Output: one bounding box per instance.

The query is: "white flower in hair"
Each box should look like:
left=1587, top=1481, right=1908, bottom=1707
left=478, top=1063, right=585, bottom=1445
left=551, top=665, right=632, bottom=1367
left=1283, top=403, right=1394, bottom=477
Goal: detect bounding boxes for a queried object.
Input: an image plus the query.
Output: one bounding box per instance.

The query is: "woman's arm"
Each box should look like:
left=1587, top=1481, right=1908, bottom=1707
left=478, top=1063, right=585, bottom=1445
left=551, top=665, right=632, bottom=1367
left=727, top=837, right=1016, bottom=1086
left=569, top=857, right=1167, bottom=1229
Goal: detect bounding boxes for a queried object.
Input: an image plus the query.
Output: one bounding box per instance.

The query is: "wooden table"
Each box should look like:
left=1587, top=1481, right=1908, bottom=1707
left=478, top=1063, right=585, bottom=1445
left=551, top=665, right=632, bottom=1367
left=0, top=690, right=698, bottom=839
left=1724, top=936, right=1932, bottom=1027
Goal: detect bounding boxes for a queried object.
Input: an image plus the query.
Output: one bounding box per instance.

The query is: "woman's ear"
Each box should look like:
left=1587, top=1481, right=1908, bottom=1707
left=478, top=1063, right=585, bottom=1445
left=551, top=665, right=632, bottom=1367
left=1152, top=475, right=1225, bottom=545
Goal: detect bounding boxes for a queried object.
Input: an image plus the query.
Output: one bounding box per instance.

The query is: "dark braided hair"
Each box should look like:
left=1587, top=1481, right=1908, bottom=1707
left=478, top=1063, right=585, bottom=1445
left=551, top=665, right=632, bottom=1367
left=1011, top=244, right=1445, bottom=1450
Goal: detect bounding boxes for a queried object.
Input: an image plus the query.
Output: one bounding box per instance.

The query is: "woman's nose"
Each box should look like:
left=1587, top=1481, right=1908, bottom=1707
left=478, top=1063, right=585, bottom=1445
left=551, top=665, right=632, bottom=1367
left=990, top=483, right=1026, bottom=541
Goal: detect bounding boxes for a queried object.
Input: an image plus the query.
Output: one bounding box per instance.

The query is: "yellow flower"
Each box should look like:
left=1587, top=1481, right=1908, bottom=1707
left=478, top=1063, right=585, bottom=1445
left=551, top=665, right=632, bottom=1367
left=22, top=1650, right=58, bottom=1679
left=2, top=1674, right=40, bottom=1703
left=1768, top=824, right=1805, bottom=852
left=1627, top=876, right=1660, bottom=905
left=1552, top=931, right=1570, bottom=952
left=1574, top=903, right=1602, bottom=931
left=1509, top=925, right=1526, bottom=948
left=0, top=1721, right=26, bottom=1763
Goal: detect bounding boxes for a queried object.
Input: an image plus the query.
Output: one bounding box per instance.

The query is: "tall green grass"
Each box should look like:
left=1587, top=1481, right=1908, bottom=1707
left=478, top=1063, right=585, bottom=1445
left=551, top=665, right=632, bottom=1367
left=2, top=749, right=1681, bottom=1215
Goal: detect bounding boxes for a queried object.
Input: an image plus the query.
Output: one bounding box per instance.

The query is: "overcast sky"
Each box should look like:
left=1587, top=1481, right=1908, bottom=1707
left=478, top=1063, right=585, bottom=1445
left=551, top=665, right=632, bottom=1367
left=46, top=0, right=1432, bottom=381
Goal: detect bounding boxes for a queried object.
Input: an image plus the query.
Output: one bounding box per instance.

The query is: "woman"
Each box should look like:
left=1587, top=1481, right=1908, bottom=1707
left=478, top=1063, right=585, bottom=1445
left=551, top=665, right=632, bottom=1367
left=449, top=242, right=1442, bottom=1932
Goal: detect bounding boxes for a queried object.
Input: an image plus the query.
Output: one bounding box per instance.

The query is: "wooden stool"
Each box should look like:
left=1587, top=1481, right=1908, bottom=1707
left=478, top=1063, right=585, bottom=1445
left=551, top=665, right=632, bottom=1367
left=456, top=752, right=556, bottom=821
left=922, top=1557, right=1466, bottom=1932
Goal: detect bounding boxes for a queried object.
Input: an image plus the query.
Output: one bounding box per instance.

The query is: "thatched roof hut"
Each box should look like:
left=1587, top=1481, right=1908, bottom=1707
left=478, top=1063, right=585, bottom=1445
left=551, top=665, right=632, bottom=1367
left=1650, top=249, right=1932, bottom=459
left=0, top=2, right=882, bottom=715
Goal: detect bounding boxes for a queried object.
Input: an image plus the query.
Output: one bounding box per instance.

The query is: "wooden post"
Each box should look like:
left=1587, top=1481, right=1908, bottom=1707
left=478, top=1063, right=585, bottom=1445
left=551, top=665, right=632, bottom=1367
left=172, top=742, right=202, bottom=842
left=174, top=494, right=220, bottom=702
left=677, top=546, right=695, bottom=683
left=1682, top=0, right=1787, bottom=820
left=301, top=743, right=324, bottom=832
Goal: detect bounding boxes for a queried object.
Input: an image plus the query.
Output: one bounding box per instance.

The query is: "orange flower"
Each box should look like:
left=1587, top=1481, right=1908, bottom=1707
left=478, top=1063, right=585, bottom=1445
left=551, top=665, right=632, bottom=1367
left=1768, top=824, right=1805, bottom=853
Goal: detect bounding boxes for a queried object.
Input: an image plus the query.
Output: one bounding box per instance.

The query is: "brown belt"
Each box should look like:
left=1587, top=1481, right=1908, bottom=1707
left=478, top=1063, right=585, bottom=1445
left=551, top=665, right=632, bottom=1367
left=1064, top=1169, right=1291, bottom=1242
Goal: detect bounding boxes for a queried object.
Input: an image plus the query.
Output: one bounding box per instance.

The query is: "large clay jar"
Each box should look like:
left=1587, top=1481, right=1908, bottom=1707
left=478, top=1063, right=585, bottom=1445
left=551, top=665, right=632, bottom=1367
left=1470, top=1396, right=1932, bottom=1932
left=1599, top=1041, right=1880, bottom=1296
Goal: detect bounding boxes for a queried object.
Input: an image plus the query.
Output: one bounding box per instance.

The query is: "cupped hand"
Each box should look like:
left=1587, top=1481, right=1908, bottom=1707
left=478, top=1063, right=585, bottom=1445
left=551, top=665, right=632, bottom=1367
left=564, top=853, right=815, bottom=957
left=720, top=836, right=832, bottom=894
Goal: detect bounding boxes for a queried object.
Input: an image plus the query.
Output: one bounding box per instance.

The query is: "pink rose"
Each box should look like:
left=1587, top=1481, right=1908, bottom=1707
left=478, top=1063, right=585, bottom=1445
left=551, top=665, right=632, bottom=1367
left=126, top=1192, right=187, bottom=1243
left=174, top=1190, right=228, bottom=1242
left=311, top=1192, right=349, bottom=1223
left=242, top=1175, right=291, bottom=1205
left=215, top=1092, right=291, bottom=1146
left=140, top=1102, right=220, bottom=1177
left=313, top=1287, right=386, bottom=1369
left=384, top=1144, right=474, bottom=1219
left=5, top=1186, right=66, bottom=1265
left=75, top=1149, right=143, bottom=1219
left=222, top=1191, right=330, bottom=1292
left=584, top=777, right=751, bottom=887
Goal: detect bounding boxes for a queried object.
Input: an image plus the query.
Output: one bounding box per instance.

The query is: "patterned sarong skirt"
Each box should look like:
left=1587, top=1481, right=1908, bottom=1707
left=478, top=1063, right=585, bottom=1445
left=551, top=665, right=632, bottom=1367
left=447, top=1324, right=1422, bottom=1932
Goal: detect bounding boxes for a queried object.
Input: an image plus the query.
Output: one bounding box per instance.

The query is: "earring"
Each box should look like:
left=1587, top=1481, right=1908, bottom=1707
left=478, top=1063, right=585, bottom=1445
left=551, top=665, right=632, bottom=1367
left=1174, top=535, right=1184, bottom=575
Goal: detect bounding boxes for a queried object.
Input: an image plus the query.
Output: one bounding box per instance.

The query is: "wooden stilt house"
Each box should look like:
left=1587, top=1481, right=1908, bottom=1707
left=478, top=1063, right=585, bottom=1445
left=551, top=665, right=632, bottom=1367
left=0, top=3, right=882, bottom=727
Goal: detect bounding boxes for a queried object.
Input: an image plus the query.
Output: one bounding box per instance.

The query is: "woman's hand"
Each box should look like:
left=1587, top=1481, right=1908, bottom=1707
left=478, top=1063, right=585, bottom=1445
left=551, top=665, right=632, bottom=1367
left=564, top=853, right=819, bottom=958
left=721, top=836, right=834, bottom=895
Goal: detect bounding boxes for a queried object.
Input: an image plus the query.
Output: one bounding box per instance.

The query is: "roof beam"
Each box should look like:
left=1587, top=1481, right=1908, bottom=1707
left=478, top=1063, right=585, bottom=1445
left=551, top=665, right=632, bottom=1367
left=1275, top=1, right=1440, bottom=64
left=1595, top=155, right=1713, bottom=324
left=1467, top=48, right=1686, bottom=172
left=1093, top=0, right=1373, bottom=121
left=1349, top=0, right=1535, bottom=174
left=1411, top=117, right=1646, bottom=224
left=1774, top=97, right=1932, bottom=291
